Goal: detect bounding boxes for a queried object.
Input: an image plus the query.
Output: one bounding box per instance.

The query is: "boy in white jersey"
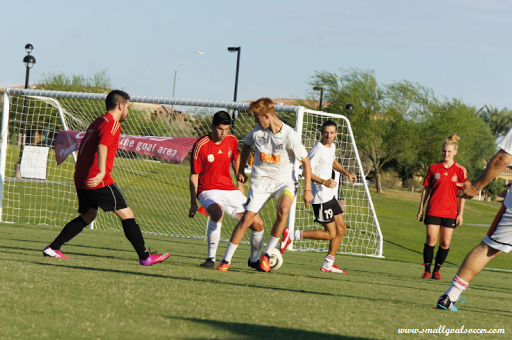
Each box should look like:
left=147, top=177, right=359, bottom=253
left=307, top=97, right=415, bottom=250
left=217, top=97, right=314, bottom=272
left=281, top=120, right=357, bottom=273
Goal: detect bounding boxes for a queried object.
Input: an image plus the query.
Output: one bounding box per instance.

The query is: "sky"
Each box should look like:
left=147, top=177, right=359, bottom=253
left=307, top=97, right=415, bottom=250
left=2, top=0, right=512, bottom=110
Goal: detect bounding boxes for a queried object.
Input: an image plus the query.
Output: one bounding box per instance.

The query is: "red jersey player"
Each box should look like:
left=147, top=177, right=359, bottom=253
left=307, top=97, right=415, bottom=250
left=418, top=134, right=467, bottom=280
left=189, top=111, right=265, bottom=269
left=43, top=90, right=169, bottom=266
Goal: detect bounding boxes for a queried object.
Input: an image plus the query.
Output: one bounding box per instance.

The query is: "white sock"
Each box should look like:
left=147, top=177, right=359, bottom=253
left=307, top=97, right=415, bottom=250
left=250, top=230, right=264, bottom=262
left=323, top=254, right=335, bottom=267
left=264, top=236, right=279, bottom=255
left=207, top=220, right=222, bottom=261
left=223, top=242, right=238, bottom=263
left=445, top=275, right=469, bottom=302
left=294, top=230, right=303, bottom=240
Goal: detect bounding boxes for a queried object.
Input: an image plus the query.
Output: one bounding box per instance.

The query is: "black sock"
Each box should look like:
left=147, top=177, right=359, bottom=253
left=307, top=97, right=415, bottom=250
left=434, top=247, right=450, bottom=272
left=122, top=218, right=149, bottom=260
left=423, top=243, right=435, bottom=273
left=50, top=216, right=88, bottom=250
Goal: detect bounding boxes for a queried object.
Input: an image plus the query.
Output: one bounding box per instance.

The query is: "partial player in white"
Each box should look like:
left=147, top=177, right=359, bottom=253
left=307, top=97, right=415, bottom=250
left=189, top=111, right=265, bottom=270
left=217, top=98, right=314, bottom=272
left=281, top=120, right=356, bottom=273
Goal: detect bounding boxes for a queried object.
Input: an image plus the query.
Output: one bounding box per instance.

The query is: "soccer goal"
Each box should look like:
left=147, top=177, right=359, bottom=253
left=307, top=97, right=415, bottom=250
left=1, top=89, right=383, bottom=257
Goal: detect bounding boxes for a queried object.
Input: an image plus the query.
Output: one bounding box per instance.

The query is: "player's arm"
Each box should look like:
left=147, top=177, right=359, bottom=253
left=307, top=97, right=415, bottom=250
left=333, top=159, right=357, bottom=184
left=87, top=144, right=108, bottom=188
left=456, top=197, right=465, bottom=226
left=300, top=156, right=314, bottom=207
left=232, top=153, right=244, bottom=194
left=189, top=173, right=199, bottom=218
left=237, top=143, right=251, bottom=184
left=417, top=186, right=431, bottom=222
left=458, top=149, right=512, bottom=198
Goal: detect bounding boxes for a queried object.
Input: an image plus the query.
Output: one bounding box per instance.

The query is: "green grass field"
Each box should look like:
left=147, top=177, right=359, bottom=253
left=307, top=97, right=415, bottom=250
left=0, top=188, right=510, bottom=339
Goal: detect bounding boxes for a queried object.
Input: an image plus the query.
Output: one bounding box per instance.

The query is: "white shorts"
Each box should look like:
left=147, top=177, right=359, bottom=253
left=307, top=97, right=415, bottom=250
left=483, top=204, right=512, bottom=253
left=246, top=181, right=298, bottom=213
left=198, top=189, right=246, bottom=220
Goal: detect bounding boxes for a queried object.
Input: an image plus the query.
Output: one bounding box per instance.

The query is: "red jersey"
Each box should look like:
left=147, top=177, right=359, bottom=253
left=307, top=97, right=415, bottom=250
left=423, top=161, right=467, bottom=219
left=74, top=113, right=121, bottom=189
left=191, top=134, right=239, bottom=195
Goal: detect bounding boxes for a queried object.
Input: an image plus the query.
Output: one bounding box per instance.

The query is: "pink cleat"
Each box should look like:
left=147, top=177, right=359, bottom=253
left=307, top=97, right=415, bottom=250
left=140, top=252, right=170, bottom=266
left=43, top=246, right=70, bottom=259
left=321, top=264, right=347, bottom=274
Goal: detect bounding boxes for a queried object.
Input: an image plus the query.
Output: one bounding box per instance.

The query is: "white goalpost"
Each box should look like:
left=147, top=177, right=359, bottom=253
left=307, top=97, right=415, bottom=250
left=1, top=88, right=383, bottom=257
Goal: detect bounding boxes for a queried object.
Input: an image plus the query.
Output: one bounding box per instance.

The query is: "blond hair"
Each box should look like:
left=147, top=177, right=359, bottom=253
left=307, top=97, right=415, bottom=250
left=443, top=134, right=460, bottom=150
left=249, top=97, right=275, bottom=116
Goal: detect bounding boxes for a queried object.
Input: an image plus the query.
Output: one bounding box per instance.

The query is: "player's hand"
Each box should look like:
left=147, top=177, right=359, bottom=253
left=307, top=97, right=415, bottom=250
left=303, top=190, right=314, bottom=207
left=87, top=173, right=105, bottom=188
left=417, top=210, right=423, bottom=222
left=348, top=174, right=357, bottom=184
left=456, top=215, right=463, bottom=226
left=237, top=172, right=248, bottom=184
left=456, top=181, right=478, bottom=199
left=322, top=178, right=337, bottom=189
left=237, top=181, right=245, bottom=195
left=189, top=203, right=198, bottom=218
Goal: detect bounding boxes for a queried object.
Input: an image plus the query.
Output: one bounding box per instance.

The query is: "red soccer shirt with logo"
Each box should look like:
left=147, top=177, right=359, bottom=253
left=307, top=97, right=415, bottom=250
left=74, top=113, right=121, bottom=189
left=191, top=134, right=239, bottom=195
left=423, top=161, right=468, bottom=219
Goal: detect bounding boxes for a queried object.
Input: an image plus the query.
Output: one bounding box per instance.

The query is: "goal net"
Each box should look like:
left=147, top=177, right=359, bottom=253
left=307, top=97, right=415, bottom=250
left=1, top=89, right=382, bottom=257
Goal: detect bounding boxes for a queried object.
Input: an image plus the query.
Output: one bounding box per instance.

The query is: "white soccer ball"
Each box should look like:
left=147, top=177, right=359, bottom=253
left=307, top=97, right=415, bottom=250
left=269, top=248, right=283, bottom=271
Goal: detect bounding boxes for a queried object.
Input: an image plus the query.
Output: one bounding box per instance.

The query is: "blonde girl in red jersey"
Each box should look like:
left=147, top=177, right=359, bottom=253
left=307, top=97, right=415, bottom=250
left=417, top=134, right=467, bottom=280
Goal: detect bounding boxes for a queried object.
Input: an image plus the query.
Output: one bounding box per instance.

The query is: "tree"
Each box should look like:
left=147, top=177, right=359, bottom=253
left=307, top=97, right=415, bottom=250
left=308, top=68, right=433, bottom=193
left=477, top=105, right=512, bottom=138
left=36, top=69, right=112, bottom=93
left=485, top=177, right=505, bottom=201
left=417, top=99, right=495, bottom=181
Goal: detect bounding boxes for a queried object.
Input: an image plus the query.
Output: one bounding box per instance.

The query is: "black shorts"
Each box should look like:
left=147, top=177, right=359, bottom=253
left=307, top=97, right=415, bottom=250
left=312, top=197, right=344, bottom=223
left=76, top=184, right=128, bottom=213
left=424, top=215, right=457, bottom=229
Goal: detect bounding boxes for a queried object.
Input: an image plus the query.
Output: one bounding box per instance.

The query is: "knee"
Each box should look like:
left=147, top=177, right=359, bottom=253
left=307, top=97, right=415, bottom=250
left=439, top=241, right=450, bottom=249
left=252, top=218, right=264, bottom=232
left=326, top=230, right=337, bottom=240
left=426, top=235, right=437, bottom=246
left=277, top=206, right=290, bottom=219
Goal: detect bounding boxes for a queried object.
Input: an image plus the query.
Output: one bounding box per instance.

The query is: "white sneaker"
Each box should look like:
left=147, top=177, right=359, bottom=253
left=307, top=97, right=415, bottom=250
left=321, top=264, right=347, bottom=273
left=43, top=246, right=70, bottom=259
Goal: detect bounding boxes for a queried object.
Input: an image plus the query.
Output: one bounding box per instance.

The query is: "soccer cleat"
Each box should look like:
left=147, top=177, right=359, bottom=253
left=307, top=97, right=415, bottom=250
left=259, top=253, right=271, bottom=272
left=216, top=260, right=230, bottom=271
left=43, top=246, right=70, bottom=259
left=321, top=264, right=347, bottom=273
left=248, top=258, right=265, bottom=272
left=432, top=271, right=442, bottom=280
left=140, top=252, right=170, bottom=266
left=422, top=271, right=431, bottom=279
left=280, top=228, right=292, bottom=254
left=437, top=294, right=465, bottom=311
left=199, top=258, right=215, bottom=268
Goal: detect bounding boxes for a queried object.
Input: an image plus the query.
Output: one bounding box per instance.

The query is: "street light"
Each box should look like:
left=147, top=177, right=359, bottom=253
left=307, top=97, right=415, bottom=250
left=227, top=46, right=241, bottom=133
left=313, top=86, right=324, bottom=111
left=15, top=44, right=36, bottom=178
left=172, top=50, right=204, bottom=111
left=345, top=103, right=354, bottom=121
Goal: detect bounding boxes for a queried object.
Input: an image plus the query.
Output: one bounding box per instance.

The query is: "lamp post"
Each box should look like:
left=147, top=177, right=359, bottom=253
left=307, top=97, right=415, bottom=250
left=227, top=46, right=241, bottom=133
left=313, top=86, right=324, bottom=111
left=345, top=104, right=353, bottom=121
left=172, top=50, right=204, bottom=111
left=15, top=44, right=36, bottom=178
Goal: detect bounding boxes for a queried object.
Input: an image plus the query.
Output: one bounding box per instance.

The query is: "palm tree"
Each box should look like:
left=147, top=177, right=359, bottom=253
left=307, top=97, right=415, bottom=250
left=477, top=105, right=512, bottom=137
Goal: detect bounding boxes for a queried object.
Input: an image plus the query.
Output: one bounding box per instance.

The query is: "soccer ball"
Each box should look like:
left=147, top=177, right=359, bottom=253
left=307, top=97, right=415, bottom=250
left=269, top=248, right=283, bottom=271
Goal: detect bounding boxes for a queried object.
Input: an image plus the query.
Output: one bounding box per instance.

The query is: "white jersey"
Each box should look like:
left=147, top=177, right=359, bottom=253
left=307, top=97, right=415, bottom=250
left=244, top=123, right=308, bottom=185
left=309, top=142, right=337, bottom=204
left=498, top=123, right=512, bottom=208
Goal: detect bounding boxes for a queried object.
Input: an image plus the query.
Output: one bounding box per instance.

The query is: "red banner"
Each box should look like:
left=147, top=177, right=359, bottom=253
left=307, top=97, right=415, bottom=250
left=55, top=130, right=197, bottom=165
